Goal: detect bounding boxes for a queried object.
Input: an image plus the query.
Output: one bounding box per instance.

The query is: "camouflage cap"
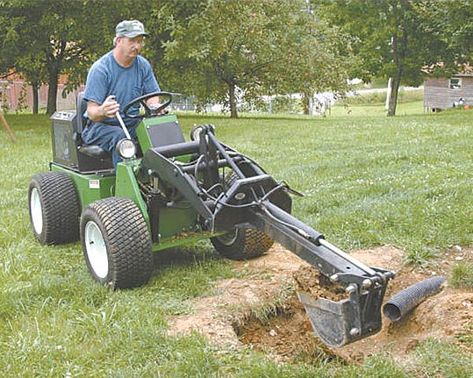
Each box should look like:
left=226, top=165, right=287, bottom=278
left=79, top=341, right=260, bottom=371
left=115, top=20, right=149, bottom=38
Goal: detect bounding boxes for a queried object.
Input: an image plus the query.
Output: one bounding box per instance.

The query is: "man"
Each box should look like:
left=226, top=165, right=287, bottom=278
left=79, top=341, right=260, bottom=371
left=82, top=20, right=161, bottom=167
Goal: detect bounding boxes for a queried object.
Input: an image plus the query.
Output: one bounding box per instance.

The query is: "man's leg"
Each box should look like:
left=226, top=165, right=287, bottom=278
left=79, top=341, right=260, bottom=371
left=82, top=123, right=137, bottom=167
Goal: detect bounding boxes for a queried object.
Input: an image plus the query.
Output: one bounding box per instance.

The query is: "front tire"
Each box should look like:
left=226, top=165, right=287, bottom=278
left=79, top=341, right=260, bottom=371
left=210, top=172, right=273, bottom=260
left=80, top=197, right=153, bottom=289
left=211, top=227, right=273, bottom=260
left=28, top=172, right=80, bottom=244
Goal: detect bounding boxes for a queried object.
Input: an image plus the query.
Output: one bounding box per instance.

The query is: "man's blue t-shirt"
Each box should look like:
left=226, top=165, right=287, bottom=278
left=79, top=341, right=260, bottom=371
left=83, top=51, right=160, bottom=127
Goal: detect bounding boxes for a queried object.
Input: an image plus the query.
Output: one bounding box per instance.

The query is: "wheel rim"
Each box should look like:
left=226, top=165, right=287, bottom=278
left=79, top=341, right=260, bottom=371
left=30, top=188, right=43, bottom=235
left=217, top=229, right=238, bottom=246
left=84, top=221, right=109, bottom=279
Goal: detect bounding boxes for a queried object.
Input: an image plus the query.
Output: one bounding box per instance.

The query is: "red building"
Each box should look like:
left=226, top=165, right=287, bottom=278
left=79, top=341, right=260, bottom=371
left=0, top=73, right=84, bottom=112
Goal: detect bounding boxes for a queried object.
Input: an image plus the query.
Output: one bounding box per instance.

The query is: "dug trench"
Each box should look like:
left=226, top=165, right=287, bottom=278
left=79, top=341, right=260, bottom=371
left=167, top=244, right=473, bottom=365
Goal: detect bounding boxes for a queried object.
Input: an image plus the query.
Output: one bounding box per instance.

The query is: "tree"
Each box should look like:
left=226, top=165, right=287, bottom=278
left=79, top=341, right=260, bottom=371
left=416, top=0, right=473, bottom=71
left=1, top=0, right=94, bottom=114
left=315, top=0, right=454, bottom=116
left=2, top=1, right=82, bottom=114
left=269, top=8, right=354, bottom=114
left=16, top=56, right=46, bottom=114
left=144, top=0, right=206, bottom=100
left=0, top=19, right=48, bottom=114
left=0, top=3, right=44, bottom=113
left=162, top=0, right=351, bottom=118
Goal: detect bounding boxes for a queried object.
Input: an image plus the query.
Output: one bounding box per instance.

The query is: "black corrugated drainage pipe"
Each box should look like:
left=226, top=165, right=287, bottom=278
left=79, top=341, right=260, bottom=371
left=383, top=276, right=446, bottom=322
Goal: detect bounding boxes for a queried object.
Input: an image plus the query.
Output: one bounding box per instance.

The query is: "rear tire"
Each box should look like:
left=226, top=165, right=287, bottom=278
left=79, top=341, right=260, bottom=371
left=28, top=172, right=80, bottom=244
left=211, top=227, right=273, bottom=260
left=80, top=197, right=153, bottom=289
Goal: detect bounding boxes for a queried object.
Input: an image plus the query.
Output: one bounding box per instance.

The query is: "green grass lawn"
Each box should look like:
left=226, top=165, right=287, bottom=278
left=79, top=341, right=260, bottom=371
left=0, top=104, right=472, bottom=376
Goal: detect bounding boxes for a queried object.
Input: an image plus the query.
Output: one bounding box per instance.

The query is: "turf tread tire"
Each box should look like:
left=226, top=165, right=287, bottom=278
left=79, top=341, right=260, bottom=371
left=28, top=172, right=80, bottom=244
left=210, top=173, right=273, bottom=260
left=80, top=197, right=153, bottom=289
left=211, top=228, right=274, bottom=260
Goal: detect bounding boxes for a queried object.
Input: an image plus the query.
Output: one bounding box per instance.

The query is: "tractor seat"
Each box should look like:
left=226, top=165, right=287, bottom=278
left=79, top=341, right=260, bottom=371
left=75, top=92, right=110, bottom=159
left=78, top=144, right=111, bottom=159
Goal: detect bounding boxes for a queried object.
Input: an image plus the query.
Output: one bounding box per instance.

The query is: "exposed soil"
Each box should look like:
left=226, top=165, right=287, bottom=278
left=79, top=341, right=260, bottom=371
left=167, top=244, right=473, bottom=364
left=336, top=245, right=473, bottom=363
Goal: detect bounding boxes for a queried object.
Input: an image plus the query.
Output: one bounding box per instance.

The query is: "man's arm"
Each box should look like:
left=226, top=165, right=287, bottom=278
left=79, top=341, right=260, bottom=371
left=87, top=95, right=120, bottom=122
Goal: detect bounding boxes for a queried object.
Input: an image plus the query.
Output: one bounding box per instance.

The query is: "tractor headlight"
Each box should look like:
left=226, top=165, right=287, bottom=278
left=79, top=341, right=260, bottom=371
left=116, top=139, right=136, bottom=159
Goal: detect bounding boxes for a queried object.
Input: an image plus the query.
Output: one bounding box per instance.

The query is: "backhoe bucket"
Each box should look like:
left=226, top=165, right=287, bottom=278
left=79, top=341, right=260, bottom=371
left=298, top=285, right=386, bottom=347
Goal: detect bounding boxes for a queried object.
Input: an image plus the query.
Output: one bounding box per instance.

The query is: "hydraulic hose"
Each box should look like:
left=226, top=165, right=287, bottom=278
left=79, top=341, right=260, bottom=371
left=383, top=276, right=445, bottom=322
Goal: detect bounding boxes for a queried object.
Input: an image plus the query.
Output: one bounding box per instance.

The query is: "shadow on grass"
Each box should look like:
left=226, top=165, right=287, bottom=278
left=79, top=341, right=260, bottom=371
left=151, top=243, right=223, bottom=277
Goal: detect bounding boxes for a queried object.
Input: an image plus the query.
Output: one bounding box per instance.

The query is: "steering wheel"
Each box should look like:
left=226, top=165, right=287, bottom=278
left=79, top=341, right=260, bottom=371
left=122, top=91, right=173, bottom=119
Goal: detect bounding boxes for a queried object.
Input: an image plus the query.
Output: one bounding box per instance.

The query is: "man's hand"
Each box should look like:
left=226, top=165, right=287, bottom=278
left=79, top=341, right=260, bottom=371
left=149, top=103, right=166, bottom=115
left=101, top=95, right=120, bottom=118
left=146, top=97, right=167, bottom=115
left=87, top=95, right=120, bottom=122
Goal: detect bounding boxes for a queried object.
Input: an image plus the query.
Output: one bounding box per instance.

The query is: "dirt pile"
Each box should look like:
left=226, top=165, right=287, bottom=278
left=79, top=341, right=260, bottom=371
left=167, top=244, right=473, bottom=363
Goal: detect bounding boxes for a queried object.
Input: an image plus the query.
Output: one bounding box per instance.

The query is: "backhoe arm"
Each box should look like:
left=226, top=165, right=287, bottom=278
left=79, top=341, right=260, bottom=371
left=142, top=125, right=395, bottom=347
left=248, top=200, right=394, bottom=347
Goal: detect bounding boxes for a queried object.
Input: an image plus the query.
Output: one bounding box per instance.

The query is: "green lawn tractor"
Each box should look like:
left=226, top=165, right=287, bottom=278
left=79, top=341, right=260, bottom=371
left=28, top=92, right=395, bottom=348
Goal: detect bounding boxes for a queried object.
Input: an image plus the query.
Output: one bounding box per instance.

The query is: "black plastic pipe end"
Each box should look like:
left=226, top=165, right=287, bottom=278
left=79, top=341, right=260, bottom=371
left=383, top=276, right=445, bottom=322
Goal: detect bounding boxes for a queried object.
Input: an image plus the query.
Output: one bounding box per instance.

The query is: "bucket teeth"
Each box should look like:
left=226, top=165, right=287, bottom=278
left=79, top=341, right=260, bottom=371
left=298, top=287, right=385, bottom=347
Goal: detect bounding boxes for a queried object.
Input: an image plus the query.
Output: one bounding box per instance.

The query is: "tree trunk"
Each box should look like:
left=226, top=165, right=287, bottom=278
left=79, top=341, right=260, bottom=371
left=228, top=83, right=238, bottom=118
left=32, top=82, right=39, bottom=114
left=46, top=65, right=59, bottom=115
left=387, top=23, right=407, bottom=117
left=387, top=71, right=401, bottom=117
left=302, top=94, right=310, bottom=115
